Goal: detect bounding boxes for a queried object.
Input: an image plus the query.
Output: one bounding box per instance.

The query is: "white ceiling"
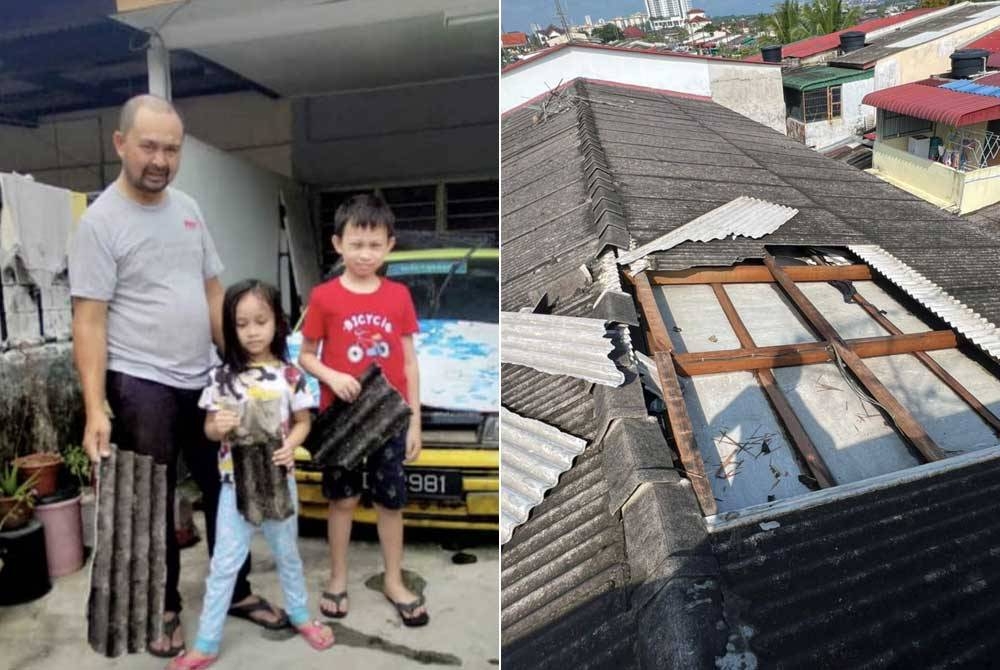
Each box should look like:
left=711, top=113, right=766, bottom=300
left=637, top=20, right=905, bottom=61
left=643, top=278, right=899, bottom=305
left=113, top=0, right=498, bottom=96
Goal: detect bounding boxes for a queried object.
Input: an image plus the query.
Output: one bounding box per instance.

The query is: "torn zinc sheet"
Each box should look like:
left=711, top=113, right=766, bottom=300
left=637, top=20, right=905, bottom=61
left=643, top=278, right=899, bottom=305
left=500, top=311, right=626, bottom=386
left=0, top=173, right=74, bottom=287
left=500, top=407, right=587, bottom=544
left=87, top=448, right=167, bottom=658
left=617, top=196, right=799, bottom=274
left=304, top=364, right=412, bottom=470
left=849, top=244, right=1000, bottom=360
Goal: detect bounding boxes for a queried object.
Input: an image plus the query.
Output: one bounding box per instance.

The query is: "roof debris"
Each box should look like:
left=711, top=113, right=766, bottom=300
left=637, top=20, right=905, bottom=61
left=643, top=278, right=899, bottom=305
left=500, top=310, right=626, bottom=386
left=499, top=407, right=588, bottom=545
left=617, top=196, right=799, bottom=273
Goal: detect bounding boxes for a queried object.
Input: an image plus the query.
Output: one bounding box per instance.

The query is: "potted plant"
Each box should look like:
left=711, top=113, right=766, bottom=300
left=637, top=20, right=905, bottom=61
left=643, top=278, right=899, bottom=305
left=63, top=444, right=96, bottom=549
left=13, top=452, right=63, bottom=498
left=0, top=463, right=38, bottom=532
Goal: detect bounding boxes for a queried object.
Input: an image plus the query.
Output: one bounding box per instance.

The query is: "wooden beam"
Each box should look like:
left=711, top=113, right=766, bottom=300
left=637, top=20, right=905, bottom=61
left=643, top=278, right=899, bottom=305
left=654, top=351, right=717, bottom=516
left=852, top=292, right=1000, bottom=437
left=632, top=272, right=673, bottom=353
left=763, top=254, right=945, bottom=463
left=650, top=264, right=873, bottom=286
left=712, top=284, right=837, bottom=488
left=673, top=330, right=958, bottom=376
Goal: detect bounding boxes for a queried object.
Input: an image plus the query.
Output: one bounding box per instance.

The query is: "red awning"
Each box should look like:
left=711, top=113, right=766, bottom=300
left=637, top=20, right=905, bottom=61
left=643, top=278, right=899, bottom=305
left=862, top=82, right=1000, bottom=127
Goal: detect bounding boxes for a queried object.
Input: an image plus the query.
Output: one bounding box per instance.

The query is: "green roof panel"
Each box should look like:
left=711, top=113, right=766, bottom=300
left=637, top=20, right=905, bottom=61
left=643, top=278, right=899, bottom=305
left=782, top=66, right=874, bottom=92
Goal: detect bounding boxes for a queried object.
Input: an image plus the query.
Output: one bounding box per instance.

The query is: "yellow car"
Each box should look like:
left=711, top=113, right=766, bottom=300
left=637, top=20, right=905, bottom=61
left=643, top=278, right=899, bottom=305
left=290, top=248, right=499, bottom=531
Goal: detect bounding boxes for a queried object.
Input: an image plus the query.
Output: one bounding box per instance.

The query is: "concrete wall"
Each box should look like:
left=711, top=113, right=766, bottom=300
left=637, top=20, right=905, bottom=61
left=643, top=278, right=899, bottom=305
left=871, top=140, right=962, bottom=209
left=802, top=78, right=875, bottom=149
left=874, top=15, right=1000, bottom=89
left=707, top=61, right=785, bottom=134
left=0, top=91, right=292, bottom=193
left=502, top=47, right=714, bottom=112
left=502, top=47, right=785, bottom=133
left=961, top=164, right=1000, bottom=214
left=292, top=75, right=498, bottom=187
left=0, top=344, right=82, bottom=463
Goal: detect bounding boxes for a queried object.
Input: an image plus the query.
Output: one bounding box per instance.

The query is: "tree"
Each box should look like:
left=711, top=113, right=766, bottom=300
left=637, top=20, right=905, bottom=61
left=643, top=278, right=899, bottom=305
left=801, top=0, right=861, bottom=35
left=703, top=22, right=719, bottom=33
left=765, top=0, right=808, bottom=44
left=593, top=24, right=624, bottom=43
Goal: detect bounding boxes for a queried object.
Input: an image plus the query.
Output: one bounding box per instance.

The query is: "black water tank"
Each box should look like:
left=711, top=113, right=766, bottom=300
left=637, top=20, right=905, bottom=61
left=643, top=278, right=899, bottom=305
left=951, top=49, right=989, bottom=78
left=761, top=45, right=782, bottom=63
left=840, top=31, right=866, bottom=53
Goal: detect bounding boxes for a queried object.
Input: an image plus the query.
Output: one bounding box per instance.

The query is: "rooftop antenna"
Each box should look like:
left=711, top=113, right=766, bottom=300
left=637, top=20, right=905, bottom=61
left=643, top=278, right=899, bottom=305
left=555, top=0, right=571, bottom=36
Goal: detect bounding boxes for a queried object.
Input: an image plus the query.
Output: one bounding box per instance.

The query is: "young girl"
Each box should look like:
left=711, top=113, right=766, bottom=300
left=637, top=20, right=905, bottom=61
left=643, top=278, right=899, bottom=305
left=168, top=280, right=334, bottom=670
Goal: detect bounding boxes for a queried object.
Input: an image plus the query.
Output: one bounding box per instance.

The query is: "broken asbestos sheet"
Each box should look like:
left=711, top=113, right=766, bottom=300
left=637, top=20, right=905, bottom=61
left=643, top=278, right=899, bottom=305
left=304, top=364, right=412, bottom=470
left=500, top=311, right=626, bottom=386
left=228, top=396, right=295, bottom=525
left=87, top=448, right=167, bottom=657
left=617, top=196, right=799, bottom=273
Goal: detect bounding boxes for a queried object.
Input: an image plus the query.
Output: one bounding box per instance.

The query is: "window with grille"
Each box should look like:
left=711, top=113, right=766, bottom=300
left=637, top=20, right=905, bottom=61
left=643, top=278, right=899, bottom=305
left=802, top=86, right=842, bottom=122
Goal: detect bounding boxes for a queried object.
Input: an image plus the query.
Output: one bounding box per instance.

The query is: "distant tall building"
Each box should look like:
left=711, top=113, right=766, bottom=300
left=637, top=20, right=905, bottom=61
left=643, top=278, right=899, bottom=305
left=645, top=0, right=690, bottom=27
left=585, top=14, right=593, bottom=26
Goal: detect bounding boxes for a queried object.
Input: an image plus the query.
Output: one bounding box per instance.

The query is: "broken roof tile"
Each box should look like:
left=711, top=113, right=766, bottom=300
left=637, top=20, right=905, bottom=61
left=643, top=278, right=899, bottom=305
left=617, top=196, right=799, bottom=273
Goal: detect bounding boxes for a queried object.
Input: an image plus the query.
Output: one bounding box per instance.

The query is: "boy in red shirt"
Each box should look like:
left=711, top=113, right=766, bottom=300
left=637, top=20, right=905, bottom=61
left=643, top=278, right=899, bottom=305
left=298, top=194, right=428, bottom=626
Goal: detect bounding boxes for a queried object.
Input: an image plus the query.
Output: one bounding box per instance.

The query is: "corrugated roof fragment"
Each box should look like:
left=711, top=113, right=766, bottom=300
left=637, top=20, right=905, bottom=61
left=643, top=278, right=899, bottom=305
left=500, top=407, right=588, bottom=544
left=500, top=311, right=626, bottom=386
left=849, top=244, right=1000, bottom=359
left=618, top=196, right=799, bottom=273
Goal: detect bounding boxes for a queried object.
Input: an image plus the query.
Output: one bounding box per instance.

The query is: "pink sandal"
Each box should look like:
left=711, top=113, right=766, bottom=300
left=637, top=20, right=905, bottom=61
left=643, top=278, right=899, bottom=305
left=297, top=620, right=335, bottom=650
left=166, top=651, right=218, bottom=670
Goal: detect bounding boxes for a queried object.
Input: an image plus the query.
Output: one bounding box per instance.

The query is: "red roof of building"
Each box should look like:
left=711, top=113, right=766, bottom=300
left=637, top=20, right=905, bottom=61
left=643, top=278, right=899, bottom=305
left=688, top=16, right=710, bottom=23
left=975, top=71, right=1000, bottom=87
left=502, top=32, right=529, bottom=48
left=623, top=26, right=645, bottom=38
left=688, top=8, right=705, bottom=13
left=964, top=28, right=1000, bottom=68
left=744, top=7, right=939, bottom=62
left=863, top=82, right=1000, bottom=127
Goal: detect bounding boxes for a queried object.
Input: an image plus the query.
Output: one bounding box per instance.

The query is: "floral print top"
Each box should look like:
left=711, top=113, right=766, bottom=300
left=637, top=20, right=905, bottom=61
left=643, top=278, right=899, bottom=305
left=198, top=362, right=315, bottom=483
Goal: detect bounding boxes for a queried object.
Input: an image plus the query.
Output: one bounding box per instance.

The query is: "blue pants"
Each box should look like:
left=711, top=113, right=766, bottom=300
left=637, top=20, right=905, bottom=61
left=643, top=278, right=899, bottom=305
left=193, top=477, right=310, bottom=654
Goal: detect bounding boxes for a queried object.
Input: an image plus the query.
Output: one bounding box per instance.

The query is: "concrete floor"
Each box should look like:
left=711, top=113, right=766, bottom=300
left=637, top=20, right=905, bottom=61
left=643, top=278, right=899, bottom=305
left=0, top=515, right=499, bottom=670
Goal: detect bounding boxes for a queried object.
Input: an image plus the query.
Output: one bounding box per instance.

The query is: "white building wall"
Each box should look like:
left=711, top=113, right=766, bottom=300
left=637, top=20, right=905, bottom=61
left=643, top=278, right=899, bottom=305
left=502, top=47, right=713, bottom=113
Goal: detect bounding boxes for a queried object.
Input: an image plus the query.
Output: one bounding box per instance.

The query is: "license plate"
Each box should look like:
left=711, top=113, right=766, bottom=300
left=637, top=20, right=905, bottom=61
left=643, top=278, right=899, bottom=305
left=362, top=469, right=463, bottom=500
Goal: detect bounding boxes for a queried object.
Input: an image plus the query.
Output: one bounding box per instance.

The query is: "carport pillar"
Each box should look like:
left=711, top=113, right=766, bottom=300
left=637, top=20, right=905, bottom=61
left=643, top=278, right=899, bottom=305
left=146, top=34, right=172, bottom=100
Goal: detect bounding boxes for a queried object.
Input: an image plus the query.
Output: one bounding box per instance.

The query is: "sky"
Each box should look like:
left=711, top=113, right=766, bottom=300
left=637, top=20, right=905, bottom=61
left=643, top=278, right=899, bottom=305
left=501, top=0, right=776, bottom=33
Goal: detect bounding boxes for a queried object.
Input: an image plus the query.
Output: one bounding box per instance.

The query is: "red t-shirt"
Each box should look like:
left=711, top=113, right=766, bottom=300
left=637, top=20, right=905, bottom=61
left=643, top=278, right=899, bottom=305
left=301, top=277, right=419, bottom=411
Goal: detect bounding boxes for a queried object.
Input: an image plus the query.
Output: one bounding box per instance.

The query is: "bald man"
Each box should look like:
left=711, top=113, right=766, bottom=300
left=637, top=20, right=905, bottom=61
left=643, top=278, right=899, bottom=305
left=69, top=94, right=287, bottom=658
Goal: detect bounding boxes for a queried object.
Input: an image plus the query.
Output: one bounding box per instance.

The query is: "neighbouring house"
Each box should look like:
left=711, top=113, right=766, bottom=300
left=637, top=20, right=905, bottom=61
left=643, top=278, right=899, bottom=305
left=623, top=26, right=645, bottom=39
left=763, top=3, right=1000, bottom=150
left=783, top=64, right=875, bottom=148
left=864, top=70, right=1000, bottom=214
left=502, top=76, right=1000, bottom=669
left=500, top=42, right=786, bottom=133
left=827, top=2, right=1000, bottom=90
left=745, top=7, right=939, bottom=66
left=502, top=31, right=530, bottom=52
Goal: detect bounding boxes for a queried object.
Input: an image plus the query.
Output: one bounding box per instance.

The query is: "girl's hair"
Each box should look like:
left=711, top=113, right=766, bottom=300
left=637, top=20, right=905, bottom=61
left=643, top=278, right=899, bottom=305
left=221, top=279, right=289, bottom=374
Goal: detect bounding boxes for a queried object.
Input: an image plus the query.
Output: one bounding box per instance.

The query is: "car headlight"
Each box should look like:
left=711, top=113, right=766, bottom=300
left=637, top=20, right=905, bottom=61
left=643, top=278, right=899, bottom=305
left=480, top=413, right=498, bottom=443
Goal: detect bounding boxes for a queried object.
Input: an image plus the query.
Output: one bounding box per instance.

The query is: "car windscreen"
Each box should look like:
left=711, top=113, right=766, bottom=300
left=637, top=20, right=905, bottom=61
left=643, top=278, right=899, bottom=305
left=386, top=257, right=498, bottom=324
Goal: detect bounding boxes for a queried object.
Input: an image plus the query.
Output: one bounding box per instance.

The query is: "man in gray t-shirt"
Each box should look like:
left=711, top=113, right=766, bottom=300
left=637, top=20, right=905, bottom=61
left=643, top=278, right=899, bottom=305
left=69, top=94, right=287, bottom=658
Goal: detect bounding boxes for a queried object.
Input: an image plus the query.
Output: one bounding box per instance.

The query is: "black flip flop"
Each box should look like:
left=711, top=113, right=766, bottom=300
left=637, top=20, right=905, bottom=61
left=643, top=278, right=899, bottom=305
left=147, top=614, right=186, bottom=658
left=227, top=597, right=290, bottom=630
left=385, top=593, right=429, bottom=627
left=319, top=590, right=349, bottom=619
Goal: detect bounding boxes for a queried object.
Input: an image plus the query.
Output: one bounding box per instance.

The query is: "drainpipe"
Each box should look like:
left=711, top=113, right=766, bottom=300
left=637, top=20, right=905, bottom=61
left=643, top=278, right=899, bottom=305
left=146, top=33, right=172, bottom=100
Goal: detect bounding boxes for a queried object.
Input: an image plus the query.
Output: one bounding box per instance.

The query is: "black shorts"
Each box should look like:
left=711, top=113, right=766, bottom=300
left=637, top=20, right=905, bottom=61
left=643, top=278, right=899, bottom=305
left=321, top=432, right=407, bottom=510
